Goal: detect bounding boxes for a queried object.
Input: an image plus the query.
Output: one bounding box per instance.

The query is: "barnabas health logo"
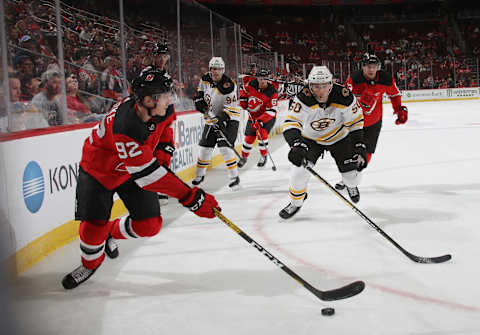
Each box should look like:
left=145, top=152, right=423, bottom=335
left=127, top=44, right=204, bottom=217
left=22, top=161, right=45, bottom=213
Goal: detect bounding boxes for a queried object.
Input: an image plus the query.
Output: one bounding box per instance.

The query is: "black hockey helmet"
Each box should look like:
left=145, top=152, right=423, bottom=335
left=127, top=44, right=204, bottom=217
left=250, top=62, right=258, bottom=69
left=152, top=42, right=169, bottom=55
left=257, top=68, right=271, bottom=78
left=361, top=53, right=381, bottom=67
left=132, top=66, right=173, bottom=102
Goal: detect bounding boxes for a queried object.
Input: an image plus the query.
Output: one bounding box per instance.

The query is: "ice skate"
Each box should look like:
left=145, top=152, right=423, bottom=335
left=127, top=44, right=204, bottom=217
left=237, top=157, right=247, bottom=168
left=279, top=194, right=308, bottom=219
left=105, top=234, right=119, bottom=259
left=192, top=176, right=204, bottom=186
left=62, top=265, right=97, bottom=290
left=279, top=203, right=303, bottom=219
left=335, top=181, right=345, bottom=190
left=347, top=186, right=360, bottom=203
left=228, top=176, right=240, bottom=191
left=257, top=155, right=267, bottom=168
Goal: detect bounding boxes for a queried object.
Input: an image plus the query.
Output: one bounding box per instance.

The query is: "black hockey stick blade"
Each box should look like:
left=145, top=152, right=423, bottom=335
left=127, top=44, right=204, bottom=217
left=406, top=251, right=452, bottom=264
left=315, top=281, right=365, bottom=301
left=214, top=209, right=365, bottom=302
left=304, top=165, right=452, bottom=265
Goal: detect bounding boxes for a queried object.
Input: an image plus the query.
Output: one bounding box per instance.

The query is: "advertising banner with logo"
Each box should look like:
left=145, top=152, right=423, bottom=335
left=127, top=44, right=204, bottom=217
left=382, top=88, right=480, bottom=103
left=1, top=128, right=89, bottom=256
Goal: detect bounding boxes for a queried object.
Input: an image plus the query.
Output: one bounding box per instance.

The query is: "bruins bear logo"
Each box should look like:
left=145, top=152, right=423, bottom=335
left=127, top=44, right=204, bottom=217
left=311, top=118, right=335, bottom=130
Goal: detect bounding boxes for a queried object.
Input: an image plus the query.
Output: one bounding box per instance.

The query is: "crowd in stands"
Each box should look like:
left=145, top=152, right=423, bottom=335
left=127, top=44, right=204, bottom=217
left=231, top=3, right=479, bottom=90
left=1, top=0, right=479, bottom=134
left=1, top=0, right=171, bottom=132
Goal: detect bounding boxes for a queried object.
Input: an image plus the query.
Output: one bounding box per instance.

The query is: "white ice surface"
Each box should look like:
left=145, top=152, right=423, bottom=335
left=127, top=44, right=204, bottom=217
left=12, top=100, right=480, bottom=335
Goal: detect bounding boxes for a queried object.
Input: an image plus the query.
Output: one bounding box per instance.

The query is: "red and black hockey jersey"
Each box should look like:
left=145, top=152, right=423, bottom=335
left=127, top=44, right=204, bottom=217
left=346, top=70, right=402, bottom=127
left=80, top=97, right=190, bottom=199
left=239, top=79, right=278, bottom=122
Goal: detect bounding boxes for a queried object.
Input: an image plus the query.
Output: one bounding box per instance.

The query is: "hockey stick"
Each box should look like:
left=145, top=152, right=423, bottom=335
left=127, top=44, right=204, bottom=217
left=238, top=74, right=289, bottom=85
left=304, top=163, right=452, bottom=264
left=209, top=120, right=247, bottom=166
left=238, top=74, right=306, bottom=86
left=245, top=110, right=277, bottom=171
left=213, top=208, right=365, bottom=301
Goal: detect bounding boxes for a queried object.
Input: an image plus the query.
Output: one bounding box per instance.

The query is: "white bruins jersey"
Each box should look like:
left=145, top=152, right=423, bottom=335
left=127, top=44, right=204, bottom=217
left=197, top=73, right=241, bottom=125
left=283, top=84, right=363, bottom=145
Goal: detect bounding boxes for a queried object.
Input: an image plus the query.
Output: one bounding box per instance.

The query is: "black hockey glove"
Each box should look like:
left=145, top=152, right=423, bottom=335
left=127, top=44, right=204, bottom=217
left=157, top=142, right=175, bottom=156
left=211, top=113, right=228, bottom=129
left=288, top=139, right=309, bottom=167
left=194, top=96, right=209, bottom=114
left=353, top=142, right=367, bottom=171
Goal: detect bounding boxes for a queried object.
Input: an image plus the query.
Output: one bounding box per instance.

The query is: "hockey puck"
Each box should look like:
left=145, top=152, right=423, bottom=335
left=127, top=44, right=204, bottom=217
left=321, top=307, right=335, bottom=316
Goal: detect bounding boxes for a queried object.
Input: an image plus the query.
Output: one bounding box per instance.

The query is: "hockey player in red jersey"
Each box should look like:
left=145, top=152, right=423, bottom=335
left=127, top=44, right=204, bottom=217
left=238, top=68, right=278, bottom=168
left=336, top=53, right=408, bottom=190
left=62, top=67, right=219, bottom=290
left=240, top=63, right=259, bottom=93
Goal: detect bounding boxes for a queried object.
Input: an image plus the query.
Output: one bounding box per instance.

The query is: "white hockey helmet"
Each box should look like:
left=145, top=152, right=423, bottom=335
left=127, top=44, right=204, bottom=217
left=307, top=66, right=333, bottom=85
left=209, top=57, right=225, bottom=69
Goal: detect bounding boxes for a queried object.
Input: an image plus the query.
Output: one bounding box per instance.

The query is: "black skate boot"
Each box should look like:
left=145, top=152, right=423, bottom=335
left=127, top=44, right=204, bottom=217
left=192, top=176, right=204, bottom=186
left=62, top=265, right=97, bottom=290
left=228, top=176, right=240, bottom=190
left=257, top=155, right=267, bottom=168
left=105, top=234, right=119, bottom=259
left=279, top=194, right=308, bottom=219
left=237, top=157, right=247, bottom=168
left=335, top=181, right=346, bottom=190
left=347, top=186, right=360, bottom=203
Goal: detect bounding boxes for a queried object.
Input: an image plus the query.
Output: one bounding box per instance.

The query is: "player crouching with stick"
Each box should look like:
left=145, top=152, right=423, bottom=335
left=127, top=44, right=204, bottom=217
left=279, top=66, right=367, bottom=219
left=62, top=68, right=220, bottom=289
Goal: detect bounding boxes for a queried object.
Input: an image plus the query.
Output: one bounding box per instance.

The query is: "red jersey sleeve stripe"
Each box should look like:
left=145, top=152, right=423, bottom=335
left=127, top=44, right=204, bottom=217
left=134, top=164, right=168, bottom=188
left=125, top=157, right=157, bottom=174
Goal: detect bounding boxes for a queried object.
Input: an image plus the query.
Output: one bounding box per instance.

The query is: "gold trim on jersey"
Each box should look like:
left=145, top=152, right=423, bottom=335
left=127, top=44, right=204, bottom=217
left=286, top=115, right=303, bottom=124
left=345, top=114, right=364, bottom=128
left=205, top=118, right=218, bottom=125
left=282, top=115, right=304, bottom=132
left=281, top=122, right=302, bottom=132
left=303, top=124, right=348, bottom=144
left=225, top=106, right=241, bottom=113
left=224, top=107, right=241, bottom=118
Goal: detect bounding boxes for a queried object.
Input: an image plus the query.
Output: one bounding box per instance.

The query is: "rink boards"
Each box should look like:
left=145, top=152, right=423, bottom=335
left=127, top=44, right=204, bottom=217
left=0, top=100, right=289, bottom=275
left=2, top=85, right=479, bottom=276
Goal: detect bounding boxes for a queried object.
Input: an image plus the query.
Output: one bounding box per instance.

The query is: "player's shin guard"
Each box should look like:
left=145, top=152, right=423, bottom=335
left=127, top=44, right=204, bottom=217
left=257, top=128, right=269, bottom=156
left=79, top=220, right=110, bottom=270
left=195, top=146, right=213, bottom=178
left=288, top=165, right=310, bottom=207
left=111, top=216, right=163, bottom=239
left=220, top=147, right=239, bottom=180
left=341, top=170, right=362, bottom=203
left=258, top=139, right=269, bottom=156
left=241, top=135, right=255, bottom=158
